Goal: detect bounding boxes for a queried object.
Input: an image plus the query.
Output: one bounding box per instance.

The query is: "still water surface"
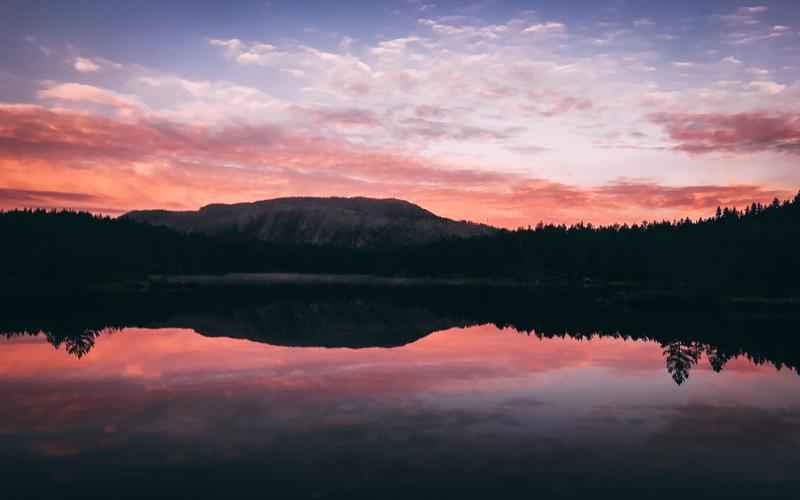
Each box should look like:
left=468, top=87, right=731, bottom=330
left=2, top=302, right=800, bottom=499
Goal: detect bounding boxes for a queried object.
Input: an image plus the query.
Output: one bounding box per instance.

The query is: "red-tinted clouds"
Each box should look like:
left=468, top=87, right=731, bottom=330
left=0, top=105, right=792, bottom=227
left=650, top=111, right=800, bottom=154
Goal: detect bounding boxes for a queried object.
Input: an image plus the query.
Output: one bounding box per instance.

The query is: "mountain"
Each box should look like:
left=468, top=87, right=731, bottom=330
left=123, top=197, right=497, bottom=248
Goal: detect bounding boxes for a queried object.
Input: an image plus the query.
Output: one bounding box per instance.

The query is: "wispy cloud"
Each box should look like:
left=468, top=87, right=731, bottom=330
left=73, top=57, right=100, bottom=73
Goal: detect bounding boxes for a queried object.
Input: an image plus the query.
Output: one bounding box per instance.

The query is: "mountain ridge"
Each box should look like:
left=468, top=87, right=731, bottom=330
left=123, top=196, right=498, bottom=248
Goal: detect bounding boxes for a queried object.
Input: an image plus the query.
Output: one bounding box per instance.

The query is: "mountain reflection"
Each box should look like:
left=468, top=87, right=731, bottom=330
left=2, top=287, right=798, bottom=385
left=3, top=327, right=779, bottom=385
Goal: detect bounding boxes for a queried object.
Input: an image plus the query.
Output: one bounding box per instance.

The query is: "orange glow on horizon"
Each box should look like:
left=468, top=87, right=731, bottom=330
left=0, top=105, right=792, bottom=228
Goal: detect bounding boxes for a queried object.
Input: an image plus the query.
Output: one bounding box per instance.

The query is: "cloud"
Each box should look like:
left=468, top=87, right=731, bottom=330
left=424, top=180, right=790, bottom=227
left=0, top=188, right=124, bottom=213
left=414, top=105, right=450, bottom=119
left=633, top=18, right=654, bottom=27
left=198, top=13, right=797, bottom=164
left=522, top=22, right=566, bottom=34
left=478, top=85, right=517, bottom=99
left=716, top=5, right=789, bottom=46
left=37, top=83, right=142, bottom=115
left=591, top=181, right=786, bottom=210
left=209, top=38, right=242, bottom=52
left=526, top=91, right=593, bottom=117
left=720, top=6, right=768, bottom=26
left=202, top=23, right=618, bottom=154
left=0, top=104, right=789, bottom=226
left=306, top=108, right=381, bottom=128
left=747, top=67, right=769, bottom=76
left=507, top=145, right=550, bottom=155
left=542, top=96, right=592, bottom=116
left=650, top=111, right=800, bottom=154
left=0, top=105, right=791, bottom=227
left=417, top=17, right=468, bottom=36
left=727, top=31, right=786, bottom=45
left=235, top=43, right=279, bottom=65
left=24, top=35, right=51, bottom=56
left=73, top=57, right=100, bottom=73
left=748, top=81, right=786, bottom=95
left=208, top=38, right=374, bottom=94
left=137, top=76, right=283, bottom=123
left=369, top=37, right=420, bottom=56
left=0, top=103, right=507, bottom=188
left=416, top=18, right=513, bottom=39
left=210, top=38, right=284, bottom=66
left=719, top=9, right=789, bottom=46
left=6, top=12, right=800, bottom=227
left=394, top=117, right=523, bottom=141
left=0, top=187, right=101, bottom=204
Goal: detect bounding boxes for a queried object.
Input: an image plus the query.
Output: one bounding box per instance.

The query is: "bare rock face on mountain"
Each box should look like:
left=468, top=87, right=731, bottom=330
left=124, top=197, right=497, bottom=248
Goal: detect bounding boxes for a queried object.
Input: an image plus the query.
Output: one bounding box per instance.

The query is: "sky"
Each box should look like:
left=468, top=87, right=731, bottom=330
left=1, top=0, right=800, bottom=227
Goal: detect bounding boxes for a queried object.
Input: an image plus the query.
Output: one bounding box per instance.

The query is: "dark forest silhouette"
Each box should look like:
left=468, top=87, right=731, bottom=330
left=2, top=191, right=800, bottom=295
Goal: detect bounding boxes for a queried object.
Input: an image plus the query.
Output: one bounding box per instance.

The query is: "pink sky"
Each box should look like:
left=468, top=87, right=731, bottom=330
left=2, top=2, right=800, bottom=227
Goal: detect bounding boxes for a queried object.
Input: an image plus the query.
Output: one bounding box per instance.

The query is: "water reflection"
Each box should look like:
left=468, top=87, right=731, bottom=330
left=2, top=289, right=798, bottom=386
left=1, top=289, right=800, bottom=499
left=2, top=326, right=793, bottom=386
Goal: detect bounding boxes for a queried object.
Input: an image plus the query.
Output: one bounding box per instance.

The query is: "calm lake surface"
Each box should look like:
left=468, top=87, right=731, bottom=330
left=2, top=291, right=800, bottom=499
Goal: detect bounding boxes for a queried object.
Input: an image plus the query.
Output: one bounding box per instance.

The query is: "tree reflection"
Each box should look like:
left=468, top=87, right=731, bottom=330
left=4, top=327, right=115, bottom=360
left=663, top=341, right=703, bottom=385
left=61, top=330, right=101, bottom=359
left=1, top=294, right=798, bottom=387
left=46, top=329, right=112, bottom=359
left=705, top=347, right=732, bottom=373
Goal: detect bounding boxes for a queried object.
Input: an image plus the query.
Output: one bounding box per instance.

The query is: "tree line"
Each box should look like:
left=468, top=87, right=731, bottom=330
left=402, top=191, right=800, bottom=294
left=1, top=191, right=799, bottom=294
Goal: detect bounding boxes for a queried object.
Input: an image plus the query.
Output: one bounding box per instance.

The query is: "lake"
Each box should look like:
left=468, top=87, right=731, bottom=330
left=2, top=288, right=799, bottom=499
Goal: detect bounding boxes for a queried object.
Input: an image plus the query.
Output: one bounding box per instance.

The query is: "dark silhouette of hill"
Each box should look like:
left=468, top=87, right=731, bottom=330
left=0, top=209, right=380, bottom=291
left=2, top=191, right=799, bottom=295
left=124, top=196, right=496, bottom=248
left=2, top=287, right=799, bottom=385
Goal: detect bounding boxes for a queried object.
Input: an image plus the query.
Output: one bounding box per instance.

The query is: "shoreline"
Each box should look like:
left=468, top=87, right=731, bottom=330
left=2, top=272, right=800, bottom=311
